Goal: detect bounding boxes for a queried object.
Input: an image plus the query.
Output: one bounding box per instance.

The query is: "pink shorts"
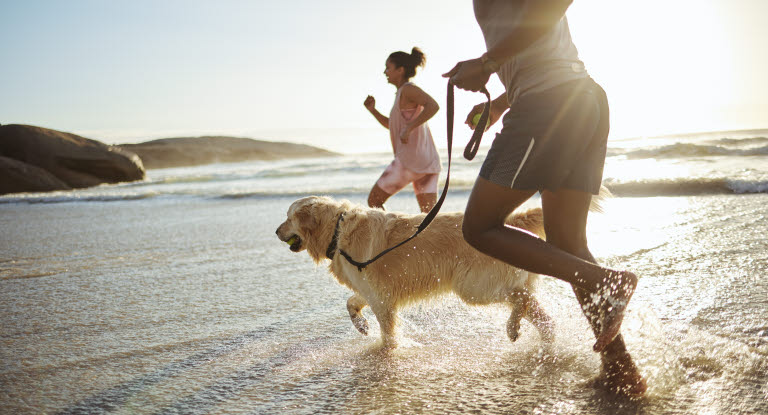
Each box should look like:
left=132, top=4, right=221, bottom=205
left=376, top=158, right=439, bottom=195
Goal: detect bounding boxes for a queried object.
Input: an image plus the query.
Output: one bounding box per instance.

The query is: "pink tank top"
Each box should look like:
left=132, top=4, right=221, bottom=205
left=388, top=83, right=441, bottom=174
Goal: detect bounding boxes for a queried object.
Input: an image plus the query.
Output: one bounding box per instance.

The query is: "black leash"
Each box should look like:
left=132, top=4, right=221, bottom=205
left=463, top=86, right=492, bottom=161
left=334, top=83, right=492, bottom=271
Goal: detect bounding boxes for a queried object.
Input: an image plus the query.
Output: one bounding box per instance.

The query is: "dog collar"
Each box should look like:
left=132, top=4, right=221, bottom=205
left=325, top=213, right=345, bottom=259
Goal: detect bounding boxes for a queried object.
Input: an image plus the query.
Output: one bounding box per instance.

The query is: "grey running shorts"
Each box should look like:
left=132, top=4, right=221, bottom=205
left=479, top=77, right=609, bottom=195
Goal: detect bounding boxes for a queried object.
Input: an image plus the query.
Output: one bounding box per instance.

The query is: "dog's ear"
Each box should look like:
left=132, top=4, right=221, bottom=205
left=294, top=203, right=318, bottom=236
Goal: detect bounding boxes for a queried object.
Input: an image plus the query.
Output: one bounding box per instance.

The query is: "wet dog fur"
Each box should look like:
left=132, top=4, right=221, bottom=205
left=276, top=196, right=555, bottom=348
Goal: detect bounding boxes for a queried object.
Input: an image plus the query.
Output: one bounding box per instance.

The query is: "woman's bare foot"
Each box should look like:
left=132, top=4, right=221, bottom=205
left=593, top=271, right=638, bottom=352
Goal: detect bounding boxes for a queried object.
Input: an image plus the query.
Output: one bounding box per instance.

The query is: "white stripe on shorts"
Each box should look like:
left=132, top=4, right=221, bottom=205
left=510, top=137, right=536, bottom=188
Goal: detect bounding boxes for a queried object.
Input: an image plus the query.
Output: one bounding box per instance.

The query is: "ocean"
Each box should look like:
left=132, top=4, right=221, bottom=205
left=1, top=130, right=767, bottom=414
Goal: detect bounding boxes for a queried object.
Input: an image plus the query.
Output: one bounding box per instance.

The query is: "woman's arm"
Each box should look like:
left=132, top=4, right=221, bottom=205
left=399, top=84, right=439, bottom=143
left=364, top=95, right=389, bottom=130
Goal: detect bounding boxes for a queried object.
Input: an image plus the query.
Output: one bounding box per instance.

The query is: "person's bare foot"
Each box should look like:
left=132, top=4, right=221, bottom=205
left=591, top=360, right=648, bottom=397
left=591, top=371, right=647, bottom=398
left=593, top=271, right=638, bottom=352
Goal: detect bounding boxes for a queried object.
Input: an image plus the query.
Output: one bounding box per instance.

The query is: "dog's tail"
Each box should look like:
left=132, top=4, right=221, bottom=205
left=508, top=208, right=546, bottom=239
left=589, top=185, right=613, bottom=214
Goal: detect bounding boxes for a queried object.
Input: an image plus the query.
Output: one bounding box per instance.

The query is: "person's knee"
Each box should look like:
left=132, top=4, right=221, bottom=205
left=462, top=218, right=483, bottom=248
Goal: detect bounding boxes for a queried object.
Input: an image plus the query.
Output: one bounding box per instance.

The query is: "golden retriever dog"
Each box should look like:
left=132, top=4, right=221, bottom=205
left=276, top=196, right=555, bottom=348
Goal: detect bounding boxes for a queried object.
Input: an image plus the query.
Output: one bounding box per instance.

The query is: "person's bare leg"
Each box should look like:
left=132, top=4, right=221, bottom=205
left=575, top=287, right=647, bottom=396
left=415, top=192, right=437, bottom=213
left=541, top=188, right=646, bottom=395
left=463, top=178, right=633, bottom=291
left=367, top=184, right=391, bottom=210
left=462, top=178, right=637, bottom=350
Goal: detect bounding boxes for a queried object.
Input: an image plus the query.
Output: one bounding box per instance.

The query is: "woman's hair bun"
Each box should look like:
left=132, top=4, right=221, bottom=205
left=410, top=47, right=426, bottom=68
left=388, top=47, right=427, bottom=80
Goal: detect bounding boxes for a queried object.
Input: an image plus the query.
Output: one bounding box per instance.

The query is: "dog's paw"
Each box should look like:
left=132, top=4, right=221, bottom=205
left=538, top=322, right=555, bottom=343
left=352, top=316, right=369, bottom=336
left=507, top=318, right=521, bottom=342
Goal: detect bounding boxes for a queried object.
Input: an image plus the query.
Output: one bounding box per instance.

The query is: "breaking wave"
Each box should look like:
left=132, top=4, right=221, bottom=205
left=606, top=178, right=768, bottom=196
left=608, top=142, right=768, bottom=159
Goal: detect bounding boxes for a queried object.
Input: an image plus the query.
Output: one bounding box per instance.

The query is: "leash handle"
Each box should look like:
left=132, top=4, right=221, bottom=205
left=339, top=81, right=492, bottom=271
left=464, top=87, right=492, bottom=160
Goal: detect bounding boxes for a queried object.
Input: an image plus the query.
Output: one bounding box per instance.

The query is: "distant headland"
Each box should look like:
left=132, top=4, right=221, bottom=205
left=118, top=135, right=337, bottom=169
left=0, top=124, right=338, bottom=195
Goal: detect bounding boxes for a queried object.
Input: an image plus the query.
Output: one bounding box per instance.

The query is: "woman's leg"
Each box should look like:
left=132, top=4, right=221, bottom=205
left=413, top=173, right=439, bottom=213
left=369, top=160, right=408, bottom=209
left=367, top=184, right=391, bottom=209
left=415, top=193, right=436, bottom=213
left=462, top=177, right=636, bottom=352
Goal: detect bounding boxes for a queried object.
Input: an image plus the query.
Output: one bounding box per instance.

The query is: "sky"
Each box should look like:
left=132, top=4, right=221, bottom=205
left=1, top=0, right=767, bottom=153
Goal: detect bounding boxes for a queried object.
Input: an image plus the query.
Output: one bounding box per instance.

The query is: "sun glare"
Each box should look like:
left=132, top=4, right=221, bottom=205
left=568, top=1, right=735, bottom=137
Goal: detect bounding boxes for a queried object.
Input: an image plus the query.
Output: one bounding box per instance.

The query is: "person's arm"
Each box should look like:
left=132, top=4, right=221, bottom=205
left=443, top=0, right=573, bottom=92
left=465, top=93, right=510, bottom=130
left=364, top=95, right=389, bottom=129
left=399, top=84, right=439, bottom=144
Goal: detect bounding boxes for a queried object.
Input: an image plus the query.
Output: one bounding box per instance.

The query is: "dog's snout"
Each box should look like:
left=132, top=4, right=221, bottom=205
left=275, top=221, right=288, bottom=239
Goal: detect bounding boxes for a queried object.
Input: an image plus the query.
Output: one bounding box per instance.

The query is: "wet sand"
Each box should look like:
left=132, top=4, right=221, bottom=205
left=1, top=191, right=767, bottom=414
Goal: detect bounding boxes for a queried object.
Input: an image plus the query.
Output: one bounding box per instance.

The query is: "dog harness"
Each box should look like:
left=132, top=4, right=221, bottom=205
left=325, top=213, right=344, bottom=260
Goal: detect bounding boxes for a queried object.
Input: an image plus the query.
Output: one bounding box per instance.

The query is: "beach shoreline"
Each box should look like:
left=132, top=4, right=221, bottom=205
left=1, top=130, right=767, bottom=414
left=1, top=191, right=767, bottom=414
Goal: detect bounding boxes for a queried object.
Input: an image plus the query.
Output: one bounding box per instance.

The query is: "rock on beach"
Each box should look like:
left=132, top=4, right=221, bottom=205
left=0, top=124, right=145, bottom=195
left=0, top=124, right=338, bottom=195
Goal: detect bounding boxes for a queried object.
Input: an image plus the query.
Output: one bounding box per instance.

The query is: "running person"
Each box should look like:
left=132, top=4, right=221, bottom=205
left=364, top=47, right=441, bottom=213
left=443, top=0, right=646, bottom=395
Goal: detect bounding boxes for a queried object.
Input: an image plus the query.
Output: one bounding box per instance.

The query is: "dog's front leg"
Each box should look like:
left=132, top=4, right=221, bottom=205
left=526, top=296, right=555, bottom=343
left=370, top=303, right=398, bottom=349
left=347, top=294, right=370, bottom=335
left=507, top=291, right=531, bottom=342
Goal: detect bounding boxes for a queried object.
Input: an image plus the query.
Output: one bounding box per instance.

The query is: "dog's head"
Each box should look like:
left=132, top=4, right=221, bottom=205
left=276, top=196, right=348, bottom=262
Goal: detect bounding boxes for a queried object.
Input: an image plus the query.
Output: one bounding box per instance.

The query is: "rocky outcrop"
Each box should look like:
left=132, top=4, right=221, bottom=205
left=118, top=136, right=338, bottom=169
left=0, top=124, right=145, bottom=195
left=0, top=156, right=72, bottom=194
left=0, top=125, right=338, bottom=195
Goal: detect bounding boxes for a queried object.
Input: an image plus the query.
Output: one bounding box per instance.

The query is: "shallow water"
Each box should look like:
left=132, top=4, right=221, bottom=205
left=1, top=189, right=767, bottom=414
